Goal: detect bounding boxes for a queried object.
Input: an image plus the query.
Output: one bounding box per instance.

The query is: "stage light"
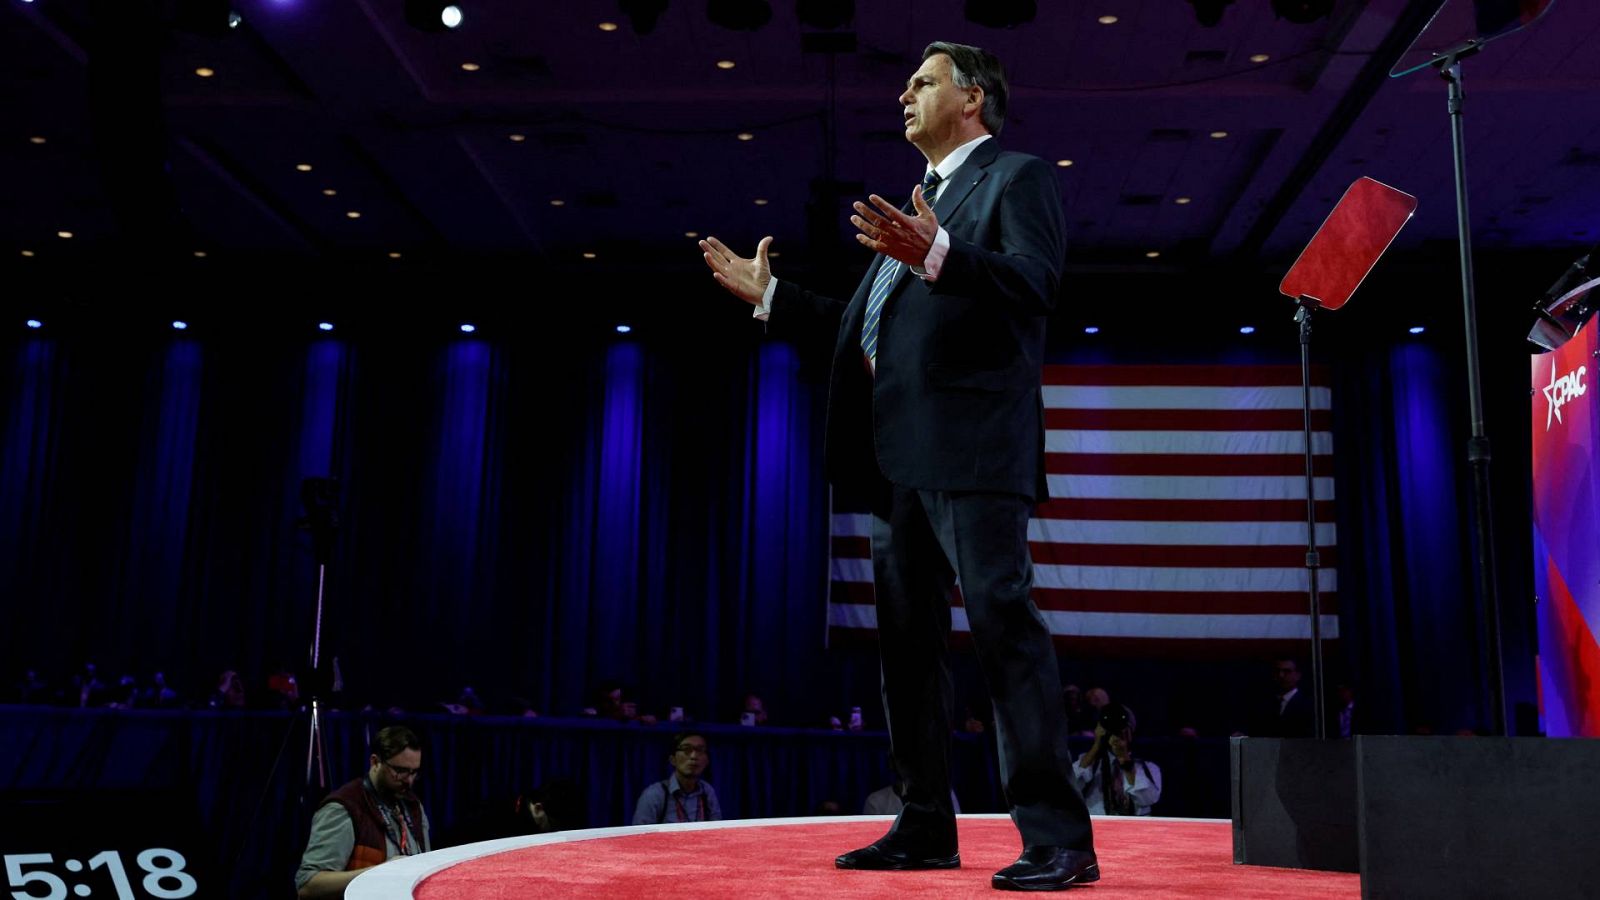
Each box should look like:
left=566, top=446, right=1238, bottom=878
left=1271, top=0, right=1332, bottom=24
left=797, top=0, right=852, bottom=29
left=460, top=323, right=476, bottom=333
left=26, top=319, right=42, bottom=329
left=319, top=322, right=335, bottom=332
left=1187, top=0, right=1233, bottom=27
left=173, top=321, right=189, bottom=331
left=1409, top=326, right=1425, bottom=335
left=1239, top=325, right=1256, bottom=335
left=964, top=0, right=1034, bottom=28
left=707, top=0, right=769, bottom=31
left=616, top=324, right=633, bottom=334
left=1084, top=326, right=1100, bottom=335
left=405, top=0, right=463, bottom=32
left=619, top=0, right=667, bottom=34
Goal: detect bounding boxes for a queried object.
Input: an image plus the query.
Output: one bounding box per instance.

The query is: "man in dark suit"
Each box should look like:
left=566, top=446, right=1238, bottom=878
left=699, top=41, right=1096, bottom=891
left=1254, top=658, right=1316, bottom=738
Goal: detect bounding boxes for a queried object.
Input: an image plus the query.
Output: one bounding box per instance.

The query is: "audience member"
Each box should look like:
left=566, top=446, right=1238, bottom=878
left=1071, top=704, right=1161, bottom=816
left=741, top=692, right=768, bottom=726
left=632, top=730, right=722, bottom=824
left=295, top=725, right=432, bottom=899
left=210, top=669, right=247, bottom=710
left=1062, top=684, right=1095, bottom=736
left=1251, top=658, right=1314, bottom=737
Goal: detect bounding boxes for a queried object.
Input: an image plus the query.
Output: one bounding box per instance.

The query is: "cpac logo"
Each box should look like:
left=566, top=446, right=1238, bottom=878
left=1544, top=359, right=1587, bottom=431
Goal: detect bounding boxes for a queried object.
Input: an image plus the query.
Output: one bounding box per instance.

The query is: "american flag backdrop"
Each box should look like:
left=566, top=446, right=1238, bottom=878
left=826, top=365, right=1339, bottom=656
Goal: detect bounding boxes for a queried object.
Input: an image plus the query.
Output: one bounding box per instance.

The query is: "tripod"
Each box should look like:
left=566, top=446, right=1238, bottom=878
left=299, top=476, right=341, bottom=792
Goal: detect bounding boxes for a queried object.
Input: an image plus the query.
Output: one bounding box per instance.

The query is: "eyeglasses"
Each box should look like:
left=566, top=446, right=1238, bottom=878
left=384, top=760, right=422, bottom=779
left=675, top=744, right=708, bottom=757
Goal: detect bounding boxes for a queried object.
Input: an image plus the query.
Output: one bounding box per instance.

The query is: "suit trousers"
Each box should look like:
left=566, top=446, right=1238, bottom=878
left=870, top=482, right=1094, bottom=851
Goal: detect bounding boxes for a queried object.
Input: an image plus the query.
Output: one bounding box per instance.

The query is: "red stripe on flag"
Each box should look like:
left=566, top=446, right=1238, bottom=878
left=1034, top=498, right=1337, bottom=522
left=1033, top=588, right=1338, bottom=616
left=1043, top=365, right=1332, bottom=386
left=828, top=628, right=1338, bottom=660
left=1046, top=453, right=1335, bottom=477
left=1046, top=408, right=1332, bottom=431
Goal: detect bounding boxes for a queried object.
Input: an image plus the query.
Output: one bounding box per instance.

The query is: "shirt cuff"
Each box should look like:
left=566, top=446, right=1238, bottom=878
left=753, top=278, right=777, bottom=321
left=911, top=227, right=950, bottom=281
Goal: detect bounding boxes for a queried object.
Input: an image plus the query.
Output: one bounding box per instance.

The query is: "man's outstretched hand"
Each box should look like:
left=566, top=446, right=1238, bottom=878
left=851, top=185, right=939, bottom=267
left=700, top=235, right=773, bottom=306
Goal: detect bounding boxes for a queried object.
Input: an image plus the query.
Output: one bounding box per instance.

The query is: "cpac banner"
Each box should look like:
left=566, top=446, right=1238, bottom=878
left=1531, top=320, right=1600, bottom=736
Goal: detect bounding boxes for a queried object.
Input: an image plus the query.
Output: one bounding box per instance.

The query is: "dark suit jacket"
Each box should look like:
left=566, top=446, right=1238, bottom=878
left=766, top=139, right=1066, bottom=509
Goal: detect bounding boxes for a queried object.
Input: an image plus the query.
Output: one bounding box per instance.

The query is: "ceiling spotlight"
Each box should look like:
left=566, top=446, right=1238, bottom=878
left=1084, top=326, right=1100, bottom=335
left=550, top=199, right=566, bottom=206
left=509, top=134, right=527, bottom=142
left=345, top=211, right=362, bottom=219
left=460, top=62, right=481, bottom=71
left=797, top=0, right=853, bottom=29
left=1097, top=15, right=1118, bottom=25
left=1210, top=130, right=1229, bottom=139
left=685, top=231, right=699, bottom=238
left=715, top=59, right=737, bottom=69
left=322, top=188, right=338, bottom=196
left=460, top=323, right=477, bottom=333
left=964, top=0, right=1035, bottom=28
left=619, top=0, right=667, bottom=34
left=616, top=324, right=633, bottom=334
left=1271, top=0, right=1332, bottom=23
left=28, top=136, right=46, bottom=145
left=319, top=322, right=335, bottom=332
left=195, top=67, right=216, bottom=78
left=193, top=251, right=207, bottom=258
left=57, top=231, right=73, bottom=239
left=707, top=0, right=771, bottom=31
left=296, top=163, right=313, bottom=172
left=27, top=319, right=43, bottom=329
left=173, top=321, right=189, bottom=331
left=1409, top=326, right=1425, bottom=335
left=1175, top=197, right=1192, bottom=205
left=1250, top=53, right=1271, bottom=63
left=21, top=250, right=36, bottom=257
left=405, top=0, right=463, bottom=32
left=753, top=198, right=768, bottom=206
left=737, top=132, right=754, bottom=141
left=1187, top=0, right=1234, bottom=27
left=1239, top=325, right=1256, bottom=335
left=582, top=251, right=598, bottom=259
left=388, top=252, right=403, bottom=259
left=1145, top=250, right=1161, bottom=258
left=1056, top=159, right=1074, bottom=168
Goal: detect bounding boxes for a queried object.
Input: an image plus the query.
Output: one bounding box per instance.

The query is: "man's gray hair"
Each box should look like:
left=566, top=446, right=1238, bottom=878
left=922, top=41, right=1009, bottom=136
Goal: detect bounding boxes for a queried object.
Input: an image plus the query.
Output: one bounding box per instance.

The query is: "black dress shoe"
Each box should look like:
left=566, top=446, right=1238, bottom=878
left=835, top=835, right=960, bottom=870
left=991, top=846, right=1099, bottom=891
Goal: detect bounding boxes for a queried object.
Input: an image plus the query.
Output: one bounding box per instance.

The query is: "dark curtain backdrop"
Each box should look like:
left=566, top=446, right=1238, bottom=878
left=0, top=293, right=1538, bottom=735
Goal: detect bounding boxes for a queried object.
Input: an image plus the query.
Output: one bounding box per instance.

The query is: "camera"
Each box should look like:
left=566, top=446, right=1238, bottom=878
left=1096, top=703, right=1131, bottom=735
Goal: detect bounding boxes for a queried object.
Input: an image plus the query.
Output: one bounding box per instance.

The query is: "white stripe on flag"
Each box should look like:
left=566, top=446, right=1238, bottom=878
left=832, top=513, right=873, bottom=538
left=834, top=558, right=1337, bottom=593
left=829, top=603, right=1341, bottom=640
left=1029, top=519, right=1337, bottom=547
left=1046, top=474, right=1335, bottom=501
left=1043, top=385, right=1331, bottom=410
left=1033, top=563, right=1336, bottom=593
left=1047, top=431, right=1334, bottom=455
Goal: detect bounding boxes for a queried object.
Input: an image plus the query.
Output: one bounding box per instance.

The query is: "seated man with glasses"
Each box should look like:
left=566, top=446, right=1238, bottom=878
left=296, top=725, right=432, bottom=898
left=631, top=730, right=723, bottom=825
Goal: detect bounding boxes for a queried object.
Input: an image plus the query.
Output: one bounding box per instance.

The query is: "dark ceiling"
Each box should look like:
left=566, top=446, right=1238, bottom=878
left=3, top=0, right=1598, bottom=286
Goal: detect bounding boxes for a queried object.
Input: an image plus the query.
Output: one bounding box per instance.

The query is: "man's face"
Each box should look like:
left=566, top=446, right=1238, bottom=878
left=671, top=736, right=709, bottom=780
left=373, top=748, right=422, bottom=799
left=899, top=54, right=979, bottom=150
left=1275, top=661, right=1301, bottom=693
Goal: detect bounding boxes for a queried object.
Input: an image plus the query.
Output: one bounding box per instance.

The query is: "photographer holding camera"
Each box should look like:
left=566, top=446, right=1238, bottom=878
left=1071, top=703, right=1162, bottom=816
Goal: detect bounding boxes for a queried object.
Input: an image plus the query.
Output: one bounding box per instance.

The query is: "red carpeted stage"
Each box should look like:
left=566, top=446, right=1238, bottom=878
left=346, top=815, right=1359, bottom=898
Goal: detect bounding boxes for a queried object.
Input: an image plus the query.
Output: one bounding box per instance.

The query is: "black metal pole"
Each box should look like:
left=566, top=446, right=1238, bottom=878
left=1441, top=59, right=1508, bottom=736
left=1296, top=299, right=1328, bottom=740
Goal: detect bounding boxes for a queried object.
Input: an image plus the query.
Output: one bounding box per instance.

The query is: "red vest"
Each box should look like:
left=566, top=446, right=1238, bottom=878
left=321, top=777, right=426, bottom=870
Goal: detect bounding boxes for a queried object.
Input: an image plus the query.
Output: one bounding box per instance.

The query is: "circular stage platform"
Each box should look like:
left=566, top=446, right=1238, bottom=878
left=347, top=814, right=1360, bottom=898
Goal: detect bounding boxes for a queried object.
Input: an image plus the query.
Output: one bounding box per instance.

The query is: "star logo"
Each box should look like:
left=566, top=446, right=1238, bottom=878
left=1545, top=358, right=1561, bottom=431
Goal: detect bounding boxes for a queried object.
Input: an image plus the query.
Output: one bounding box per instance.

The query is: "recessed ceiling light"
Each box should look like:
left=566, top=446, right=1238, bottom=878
left=767, top=251, right=781, bottom=258
left=1250, top=53, right=1271, bottom=63
left=1239, top=326, right=1256, bottom=335
left=388, top=252, right=403, bottom=259
left=195, top=67, right=215, bottom=78
left=1210, top=130, right=1229, bottom=139
left=1056, top=159, right=1074, bottom=167
left=322, top=188, right=337, bottom=197
left=296, top=163, right=313, bottom=172
left=1175, top=196, right=1192, bottom=205
left=1098, top=15, right=1119, bottom=24
left=598, top=21, right=619, bottom=31
left=345, top=211, right=361, bottom=219
left=460, top=62, right=481, bottom=72
left=1084, top=326, right=1100, bottom=334
left=28, top=136, right=46, bottom=145
left=21, top=250, right=36, bottom=257
left=27, top=319, right=43, bottom=329
left=737, top=132, right=754, bottom=141
left=56, top=231, right=72, bottom=239
left=685, top=231, right=699, bottom=238
left=1409, top=326, right=1425, bottom=335
left=1145, top=250, right=1161, bottom=258
left=616, top=324, right=632, bottom=334
left=582, top=251, right=598, bottom=259
left=193, top=251, right=207, bottom=258
left=753, top=198, right=769, bottom=206
left=549, top=199, right=566, bottom=207
left=509, top=134, right=527, bottom=142
left=716, top=60, right=736, bottom=70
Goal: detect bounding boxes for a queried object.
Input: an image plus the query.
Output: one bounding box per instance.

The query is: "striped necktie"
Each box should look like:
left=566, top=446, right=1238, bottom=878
left=860, top=170, right=941, bottom=362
